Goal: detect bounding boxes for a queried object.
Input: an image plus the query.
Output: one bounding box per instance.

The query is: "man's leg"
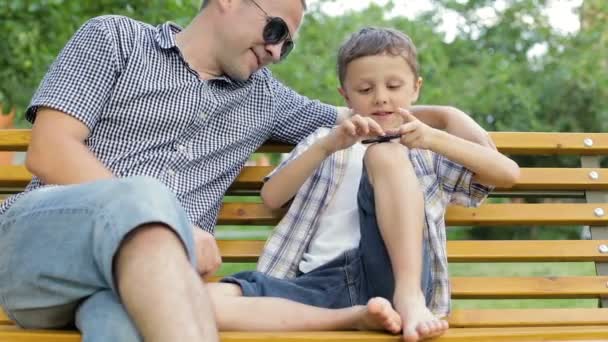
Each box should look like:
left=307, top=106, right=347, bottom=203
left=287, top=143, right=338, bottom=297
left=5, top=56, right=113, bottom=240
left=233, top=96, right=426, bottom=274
left=207, top=282, right=401, bottom=333
left=0, top=176, right=218, bottom=341
left=359, top=143, right=448, bottom=341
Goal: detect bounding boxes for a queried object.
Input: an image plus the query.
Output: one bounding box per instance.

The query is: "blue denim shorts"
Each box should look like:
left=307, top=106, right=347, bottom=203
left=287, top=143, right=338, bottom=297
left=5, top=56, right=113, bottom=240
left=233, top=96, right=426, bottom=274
left=0, top=176, right=196, bottom=330
left=222, top=167, right=434, bottom=309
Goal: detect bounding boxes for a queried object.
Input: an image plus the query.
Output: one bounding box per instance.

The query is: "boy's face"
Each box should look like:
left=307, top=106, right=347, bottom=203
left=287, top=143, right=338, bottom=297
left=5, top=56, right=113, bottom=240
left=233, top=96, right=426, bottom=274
left=339, top=53, right=422, bottom=130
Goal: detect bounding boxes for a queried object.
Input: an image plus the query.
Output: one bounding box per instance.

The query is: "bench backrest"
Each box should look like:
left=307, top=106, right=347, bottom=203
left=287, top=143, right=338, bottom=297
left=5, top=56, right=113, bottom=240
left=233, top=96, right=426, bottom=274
left=1, top=130, right=608, bottom=317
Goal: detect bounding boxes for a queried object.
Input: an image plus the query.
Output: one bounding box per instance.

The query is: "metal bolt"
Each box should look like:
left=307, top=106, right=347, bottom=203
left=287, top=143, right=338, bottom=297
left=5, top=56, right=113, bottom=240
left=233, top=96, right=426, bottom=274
left=590, top=171, right=600, bottom=180
left=599, top=244, right=608, bottom=254
left=595, top=208, right=605, bottom=217
left=606, top=281, right=608, bottom=288
left=584, top=138, right=594, bottom=147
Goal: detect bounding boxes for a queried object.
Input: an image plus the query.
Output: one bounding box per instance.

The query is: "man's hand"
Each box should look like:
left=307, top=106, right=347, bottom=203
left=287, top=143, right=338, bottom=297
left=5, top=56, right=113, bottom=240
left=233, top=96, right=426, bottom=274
left=390, top=108, right=438, bottom=150
left=319, top=114, right=384, bottom=154
left=192, top=227, right=222, bottom=280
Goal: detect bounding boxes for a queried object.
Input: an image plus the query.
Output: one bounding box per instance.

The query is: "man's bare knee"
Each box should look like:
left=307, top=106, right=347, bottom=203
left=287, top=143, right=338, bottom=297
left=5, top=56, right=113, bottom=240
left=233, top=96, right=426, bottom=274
left=114, top=224, right=190, bottom=286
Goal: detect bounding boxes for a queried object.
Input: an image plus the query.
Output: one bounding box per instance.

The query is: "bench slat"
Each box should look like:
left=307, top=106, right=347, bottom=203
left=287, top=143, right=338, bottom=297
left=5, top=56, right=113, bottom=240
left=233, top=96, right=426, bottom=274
left=451, top=276, right=608, bottom=299
left=217, top=203, right=608, bottom=226
left=217, top=240, right=608, bottom=262
left=4, top=308, right=608, bottom=329
left=448, top=308, right=608, bottom=327
left=4, top=166, right=608, bottom=191
left=3, top=130, right=608, bottom=155
left=1, top=325, right=608, bottom=341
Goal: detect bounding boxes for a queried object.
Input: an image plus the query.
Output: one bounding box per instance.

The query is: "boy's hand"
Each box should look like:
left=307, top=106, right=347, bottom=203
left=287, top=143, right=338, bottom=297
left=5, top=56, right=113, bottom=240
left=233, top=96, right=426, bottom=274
left=193, top=227, right=222, bottom=280
left=320, top=114, right=384, bottom=154
left=391, top=108, right=438, bottom=150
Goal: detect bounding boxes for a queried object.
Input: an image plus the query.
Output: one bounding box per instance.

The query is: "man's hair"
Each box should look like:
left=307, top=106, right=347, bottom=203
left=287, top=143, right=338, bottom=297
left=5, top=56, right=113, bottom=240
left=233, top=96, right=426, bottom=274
left=337, top=27, right=419, bottom=87
left=200, top=0, right=307, bottom=11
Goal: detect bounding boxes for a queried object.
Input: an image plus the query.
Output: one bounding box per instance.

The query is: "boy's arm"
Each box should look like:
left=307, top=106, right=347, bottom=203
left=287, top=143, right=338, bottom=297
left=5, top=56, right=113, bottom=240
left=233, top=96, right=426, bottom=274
left=427, top=129, right=519, bottom=188
left=262, top=115, right=384, bottom=209
left=338, top=105, right=495, bottom=148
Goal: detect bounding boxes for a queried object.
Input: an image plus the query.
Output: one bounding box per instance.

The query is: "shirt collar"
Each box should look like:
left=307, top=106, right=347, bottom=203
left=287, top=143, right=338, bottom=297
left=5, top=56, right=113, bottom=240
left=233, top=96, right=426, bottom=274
left=155, top=22, right=181, bottom=50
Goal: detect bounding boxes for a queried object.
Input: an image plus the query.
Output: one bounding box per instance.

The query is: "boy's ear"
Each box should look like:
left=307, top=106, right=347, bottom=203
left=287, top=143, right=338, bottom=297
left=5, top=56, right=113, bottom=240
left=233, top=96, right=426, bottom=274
left=338, top=87, right=351, bottom=106
left=412, top=77, right=423, bottom=102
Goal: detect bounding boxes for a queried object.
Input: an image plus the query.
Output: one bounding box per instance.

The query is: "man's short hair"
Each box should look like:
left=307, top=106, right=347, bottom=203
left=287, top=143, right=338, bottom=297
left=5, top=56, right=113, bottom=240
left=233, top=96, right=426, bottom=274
left=200, top=0, right=307, bottom=11
left=337, top=27, right=419, bottom=87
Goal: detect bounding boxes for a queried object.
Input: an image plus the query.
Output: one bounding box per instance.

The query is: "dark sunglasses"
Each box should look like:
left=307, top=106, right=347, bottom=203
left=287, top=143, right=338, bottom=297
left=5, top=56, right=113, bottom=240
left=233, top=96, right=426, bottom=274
left=250, top=0, right=294, bottom=60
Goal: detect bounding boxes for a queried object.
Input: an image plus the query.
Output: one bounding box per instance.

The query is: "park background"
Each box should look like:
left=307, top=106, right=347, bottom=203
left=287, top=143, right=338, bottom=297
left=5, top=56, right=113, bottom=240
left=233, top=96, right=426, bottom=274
left=1, top=0, right=607, bottom=309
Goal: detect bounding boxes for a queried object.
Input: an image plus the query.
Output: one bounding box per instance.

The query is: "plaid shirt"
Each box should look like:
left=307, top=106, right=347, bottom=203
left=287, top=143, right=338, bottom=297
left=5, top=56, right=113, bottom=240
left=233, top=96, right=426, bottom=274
left=257, top=127, right=492, bottom=317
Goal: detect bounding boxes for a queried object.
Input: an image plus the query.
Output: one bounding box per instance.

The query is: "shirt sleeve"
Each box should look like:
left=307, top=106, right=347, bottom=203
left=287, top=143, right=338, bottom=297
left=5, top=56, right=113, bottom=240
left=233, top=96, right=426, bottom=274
left=264, top=69, right=337, bottom=144
left=433, top=153, right=493, bottom=207
left=264, top=127, right=331, bottom=182
left=25, top=17, right=121, bottom=129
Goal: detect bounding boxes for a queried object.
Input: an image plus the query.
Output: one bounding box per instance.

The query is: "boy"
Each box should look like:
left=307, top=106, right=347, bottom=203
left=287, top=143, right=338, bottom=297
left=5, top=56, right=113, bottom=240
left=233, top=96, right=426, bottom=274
left=209, top=27, right=519, bottom=341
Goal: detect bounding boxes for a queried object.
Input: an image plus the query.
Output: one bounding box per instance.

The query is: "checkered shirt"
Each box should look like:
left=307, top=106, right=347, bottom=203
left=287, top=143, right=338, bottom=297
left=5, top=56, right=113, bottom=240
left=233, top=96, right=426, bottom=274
left=0, top=16, right=337, bottom=232
left=257, top=127, right=492, bottom=317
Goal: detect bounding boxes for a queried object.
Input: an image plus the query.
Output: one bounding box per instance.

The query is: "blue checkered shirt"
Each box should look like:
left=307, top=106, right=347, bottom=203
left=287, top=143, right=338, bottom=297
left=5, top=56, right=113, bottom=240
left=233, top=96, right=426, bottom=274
left=257, top=128, right=492, bottom=317
left=0, top=16, right=337, bottom=232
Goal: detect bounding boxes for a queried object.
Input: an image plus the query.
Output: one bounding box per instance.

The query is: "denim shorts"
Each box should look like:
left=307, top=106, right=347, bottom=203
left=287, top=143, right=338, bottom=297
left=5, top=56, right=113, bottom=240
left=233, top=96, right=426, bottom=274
left=222, top=167, right=434, bottom=309
left=0, top=176, right=196, bottom=331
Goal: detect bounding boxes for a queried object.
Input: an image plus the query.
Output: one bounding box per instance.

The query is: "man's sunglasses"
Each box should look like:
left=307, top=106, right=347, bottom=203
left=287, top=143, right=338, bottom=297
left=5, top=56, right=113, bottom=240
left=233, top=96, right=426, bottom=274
left=250, top=0, right=294, bottom=60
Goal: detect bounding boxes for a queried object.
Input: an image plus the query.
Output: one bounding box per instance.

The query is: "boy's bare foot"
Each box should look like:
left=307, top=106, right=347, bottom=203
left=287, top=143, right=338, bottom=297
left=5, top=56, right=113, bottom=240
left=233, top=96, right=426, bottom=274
left=394, top=294, right=448, bottom=341
left=355, top=297, right=402, bottom=334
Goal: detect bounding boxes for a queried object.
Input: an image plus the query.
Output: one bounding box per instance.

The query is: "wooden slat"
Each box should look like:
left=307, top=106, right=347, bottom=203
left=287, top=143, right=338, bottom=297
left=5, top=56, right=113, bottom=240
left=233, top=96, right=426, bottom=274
left=448, top=308, right=608, bottom=327
left=217, top=240, right=608, bottom=263
left=451, top=276, right=608, bottom=299
left=491, top=132, right=608, bottom=155
left=4, top=307, right=608, bottom=329
left=217, top=203, right=608, bottom=226
left=1, top=325, right=608, bottom=341
left=0, top=130, right=30, bottom=152
left=2, top=130, right=608, bottom=155
left=3, top=166, right=608, bottom=192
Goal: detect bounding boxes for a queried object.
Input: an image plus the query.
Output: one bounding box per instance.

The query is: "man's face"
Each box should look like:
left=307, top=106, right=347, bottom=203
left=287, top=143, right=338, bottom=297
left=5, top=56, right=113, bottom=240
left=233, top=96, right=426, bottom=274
left=339, top=54, right=422, bottom=131
left=217, top=0, right=303, bottom=81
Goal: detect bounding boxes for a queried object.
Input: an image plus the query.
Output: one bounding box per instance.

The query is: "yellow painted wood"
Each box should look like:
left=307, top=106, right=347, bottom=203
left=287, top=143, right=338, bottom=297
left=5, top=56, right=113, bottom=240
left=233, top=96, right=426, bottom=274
left=1, top=325, right=608, bottom=341
left=451, top=276, right=608, bottom=299
left=216, top=240, right=608, bottom=263
left=217, top=203, right=608, bottom=226
left=4, top=166, right=608, bottom=192
left=448, top=308, right=608, bottom=327
left=3, top=130, right=608, bottom=155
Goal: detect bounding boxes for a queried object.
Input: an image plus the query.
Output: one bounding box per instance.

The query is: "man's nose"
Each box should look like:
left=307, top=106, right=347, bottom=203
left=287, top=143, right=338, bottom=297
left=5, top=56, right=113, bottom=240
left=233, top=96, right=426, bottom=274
left=265, top=43, right=284, bottom=63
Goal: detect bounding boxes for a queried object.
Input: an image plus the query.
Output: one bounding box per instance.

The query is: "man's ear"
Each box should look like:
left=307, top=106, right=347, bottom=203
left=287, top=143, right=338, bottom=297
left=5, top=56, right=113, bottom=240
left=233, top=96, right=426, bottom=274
left=412, top=77, right=423, bottom=102
left=338, top=87, right=351, bottom=107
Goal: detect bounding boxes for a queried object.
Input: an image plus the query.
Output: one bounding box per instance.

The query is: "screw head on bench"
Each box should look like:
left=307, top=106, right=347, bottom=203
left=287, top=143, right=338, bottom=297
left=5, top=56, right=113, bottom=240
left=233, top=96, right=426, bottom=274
left=590, top=171, right=600, bottom=180
left=599, top=244, right=608, bottom=254
left=584, top=138, right=594, bottom=147
left=595, top=208, right=605, bottom=217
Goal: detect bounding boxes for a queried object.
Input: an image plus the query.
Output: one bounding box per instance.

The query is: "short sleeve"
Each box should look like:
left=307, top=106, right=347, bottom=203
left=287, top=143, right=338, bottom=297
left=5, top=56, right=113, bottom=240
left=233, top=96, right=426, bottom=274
left=26, top=17, right=120, bottom=129
left=264, top=127, right=331, bottom=182
left=433, top=153, right=493, bottom=207
left=263, top=69, right=337, bottom=144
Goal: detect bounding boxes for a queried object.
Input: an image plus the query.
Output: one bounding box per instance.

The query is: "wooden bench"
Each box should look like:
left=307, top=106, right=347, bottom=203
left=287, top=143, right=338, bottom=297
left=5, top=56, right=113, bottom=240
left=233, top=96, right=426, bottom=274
left=1, top=129, right=608, bottom=341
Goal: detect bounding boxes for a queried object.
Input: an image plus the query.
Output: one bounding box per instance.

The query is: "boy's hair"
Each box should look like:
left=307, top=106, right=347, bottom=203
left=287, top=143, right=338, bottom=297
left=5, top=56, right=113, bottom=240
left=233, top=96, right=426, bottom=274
left=337, top=27, right=419, bottom=86
left=200, top=0, right=307, bottom=11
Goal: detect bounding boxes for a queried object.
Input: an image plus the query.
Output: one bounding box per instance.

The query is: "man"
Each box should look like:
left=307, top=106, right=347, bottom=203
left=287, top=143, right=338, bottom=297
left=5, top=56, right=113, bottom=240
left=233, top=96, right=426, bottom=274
left=0, top=1, right=490, bottom=341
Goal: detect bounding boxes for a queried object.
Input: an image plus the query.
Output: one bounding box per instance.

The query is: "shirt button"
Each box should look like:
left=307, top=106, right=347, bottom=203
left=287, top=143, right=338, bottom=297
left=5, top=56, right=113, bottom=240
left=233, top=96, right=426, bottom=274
left=177, top=144, right=187, bottom=152
left=167, top=169, right=176, bottom=177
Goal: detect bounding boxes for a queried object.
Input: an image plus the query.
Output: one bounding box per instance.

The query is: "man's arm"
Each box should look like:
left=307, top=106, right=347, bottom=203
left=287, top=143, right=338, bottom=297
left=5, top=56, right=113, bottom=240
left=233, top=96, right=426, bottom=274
left=26, top=107, right=114, bottom=184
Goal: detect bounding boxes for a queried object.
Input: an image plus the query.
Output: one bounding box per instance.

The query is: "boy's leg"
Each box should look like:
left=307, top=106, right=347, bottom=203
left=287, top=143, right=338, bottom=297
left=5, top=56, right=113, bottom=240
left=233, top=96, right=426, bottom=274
left=207, top=282, right=401, bottom=332
left=358, top=143, right=448, bottom=341
left=0, top=176, right=218, bottom=342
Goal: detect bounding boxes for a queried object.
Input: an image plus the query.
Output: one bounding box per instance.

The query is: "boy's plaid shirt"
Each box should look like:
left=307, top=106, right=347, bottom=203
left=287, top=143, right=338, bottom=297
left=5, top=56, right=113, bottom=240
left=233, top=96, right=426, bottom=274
left=257, top=127, right=492, bottom=317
